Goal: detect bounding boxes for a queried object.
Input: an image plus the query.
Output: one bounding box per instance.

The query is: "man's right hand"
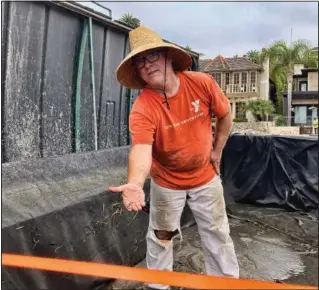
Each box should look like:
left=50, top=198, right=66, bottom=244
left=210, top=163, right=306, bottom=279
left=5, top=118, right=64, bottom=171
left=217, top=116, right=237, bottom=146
left=108, top=183, right=145, bottom=212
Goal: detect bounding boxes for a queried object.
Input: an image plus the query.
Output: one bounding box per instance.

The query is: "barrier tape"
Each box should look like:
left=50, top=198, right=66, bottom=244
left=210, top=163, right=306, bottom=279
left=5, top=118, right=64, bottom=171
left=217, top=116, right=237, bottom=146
left=2, top=253, right=317, bottom=290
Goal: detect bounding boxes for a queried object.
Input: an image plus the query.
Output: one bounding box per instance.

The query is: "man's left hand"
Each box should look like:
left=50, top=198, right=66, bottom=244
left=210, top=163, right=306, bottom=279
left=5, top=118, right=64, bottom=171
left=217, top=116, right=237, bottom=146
left=210, top=149, right=222, bottom=175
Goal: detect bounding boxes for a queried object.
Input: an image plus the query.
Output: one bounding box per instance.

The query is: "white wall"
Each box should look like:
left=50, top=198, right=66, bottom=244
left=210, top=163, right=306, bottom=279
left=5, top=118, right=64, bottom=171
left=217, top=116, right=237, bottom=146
left=294, top=64, right=304, bottom=75
left=308, top=72, right=318, bottom=91
left=260, top=57, right=269, bottom=100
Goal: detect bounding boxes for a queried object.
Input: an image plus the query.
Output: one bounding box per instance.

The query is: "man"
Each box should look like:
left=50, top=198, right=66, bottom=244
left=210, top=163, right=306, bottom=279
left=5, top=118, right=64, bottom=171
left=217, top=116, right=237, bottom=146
left=313, top=117, right=318, bottom=135
left=109, top=26, right=239, bottom=289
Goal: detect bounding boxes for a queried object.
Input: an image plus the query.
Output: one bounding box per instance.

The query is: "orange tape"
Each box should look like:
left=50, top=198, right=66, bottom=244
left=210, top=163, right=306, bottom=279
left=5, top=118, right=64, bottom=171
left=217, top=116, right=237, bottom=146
left=2, top=253, right=317, bottom=289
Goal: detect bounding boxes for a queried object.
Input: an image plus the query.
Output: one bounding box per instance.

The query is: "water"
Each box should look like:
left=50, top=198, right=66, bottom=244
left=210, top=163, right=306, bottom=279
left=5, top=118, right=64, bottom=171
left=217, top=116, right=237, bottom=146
left=239, top=235, right=305, bottom=281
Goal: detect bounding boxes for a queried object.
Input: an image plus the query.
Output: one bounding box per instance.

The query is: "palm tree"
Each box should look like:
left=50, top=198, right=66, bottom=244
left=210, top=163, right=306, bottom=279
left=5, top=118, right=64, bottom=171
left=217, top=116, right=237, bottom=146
left=242, top=99, right=275, bottom=122
left=260, top=40, right=318, bottom=125
left=246, top=49, right=283, bottom=113
left=246, top=50, right=261, bottom=64
left=117, top=13, right=140, bottom=29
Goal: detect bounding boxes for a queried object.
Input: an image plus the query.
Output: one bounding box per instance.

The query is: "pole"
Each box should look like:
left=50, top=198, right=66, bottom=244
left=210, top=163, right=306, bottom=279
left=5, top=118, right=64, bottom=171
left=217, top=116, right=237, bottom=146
left=88, top=17, right=98, bottom=150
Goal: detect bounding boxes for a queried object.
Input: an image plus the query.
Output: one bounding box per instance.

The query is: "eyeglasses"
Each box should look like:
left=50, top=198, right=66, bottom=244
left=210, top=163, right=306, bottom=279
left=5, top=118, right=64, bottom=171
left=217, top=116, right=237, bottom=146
left=132, top=50, right=163, bottom=69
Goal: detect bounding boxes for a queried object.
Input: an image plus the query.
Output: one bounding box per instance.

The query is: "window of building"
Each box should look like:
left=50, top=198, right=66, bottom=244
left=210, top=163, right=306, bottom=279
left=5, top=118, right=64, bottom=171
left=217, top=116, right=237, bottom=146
left=241, top=72, right=247, bottom=84
left=234, top=73, right=240, bottom=84
left=235, top=102, right=246, bottom=118
left=225, top=73, right=230, bottom=85
left=212, top=72, right=222, bottom=87
left=250, top=72, right=256, bottom=84
left=294, top=106, right=307, bottom=124
left=300, top=82, right=307, bottom=91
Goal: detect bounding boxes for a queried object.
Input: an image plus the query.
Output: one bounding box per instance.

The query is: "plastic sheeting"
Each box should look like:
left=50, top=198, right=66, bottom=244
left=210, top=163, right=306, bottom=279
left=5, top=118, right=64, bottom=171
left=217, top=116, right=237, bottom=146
left=2, top=189, right=149, bottom=290
left=1, top=146, right=194, bottom=290
left=221, top=134, right=318, bottom=211
left=1, top=146, right=147, bottom=290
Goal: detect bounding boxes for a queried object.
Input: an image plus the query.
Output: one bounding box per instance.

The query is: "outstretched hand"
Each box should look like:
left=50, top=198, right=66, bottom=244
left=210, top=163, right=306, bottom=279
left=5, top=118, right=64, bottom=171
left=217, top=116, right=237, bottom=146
left=108, top=183, right=145, bottom=212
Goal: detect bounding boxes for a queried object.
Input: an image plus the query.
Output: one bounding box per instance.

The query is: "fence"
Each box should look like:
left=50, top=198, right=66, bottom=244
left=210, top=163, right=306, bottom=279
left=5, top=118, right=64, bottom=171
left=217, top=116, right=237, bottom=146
left=225, top=83, right=258, bottom=94
left=1, top=1, right=199, bottom=163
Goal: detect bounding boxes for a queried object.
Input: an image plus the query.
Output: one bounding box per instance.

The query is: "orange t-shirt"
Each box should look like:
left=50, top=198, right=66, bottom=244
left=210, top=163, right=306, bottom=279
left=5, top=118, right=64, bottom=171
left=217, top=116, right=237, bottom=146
left=129, top=71, right=230, bottom=190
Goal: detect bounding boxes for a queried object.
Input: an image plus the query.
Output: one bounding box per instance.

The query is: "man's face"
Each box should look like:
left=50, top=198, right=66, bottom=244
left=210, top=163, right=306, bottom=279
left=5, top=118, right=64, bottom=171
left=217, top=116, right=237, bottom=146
left=133, top=49, right=171, bottom=88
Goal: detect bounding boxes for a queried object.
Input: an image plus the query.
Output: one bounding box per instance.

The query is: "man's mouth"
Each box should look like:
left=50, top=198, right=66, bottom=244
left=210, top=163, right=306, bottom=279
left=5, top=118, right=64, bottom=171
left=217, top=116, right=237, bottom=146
left=148, top=70, right=159, bottom=76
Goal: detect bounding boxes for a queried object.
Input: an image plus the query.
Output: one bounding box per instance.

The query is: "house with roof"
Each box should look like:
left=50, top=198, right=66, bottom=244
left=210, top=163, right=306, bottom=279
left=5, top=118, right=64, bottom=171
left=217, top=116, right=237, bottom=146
left=282, top=65, right=318, bottom=126
left=200, top=55, right=270, bottom=120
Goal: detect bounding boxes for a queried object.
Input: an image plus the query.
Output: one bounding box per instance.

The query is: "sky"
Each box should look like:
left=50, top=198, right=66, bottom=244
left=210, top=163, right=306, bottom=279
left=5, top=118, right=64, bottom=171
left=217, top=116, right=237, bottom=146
left=80, top=1, right=318, bottom=59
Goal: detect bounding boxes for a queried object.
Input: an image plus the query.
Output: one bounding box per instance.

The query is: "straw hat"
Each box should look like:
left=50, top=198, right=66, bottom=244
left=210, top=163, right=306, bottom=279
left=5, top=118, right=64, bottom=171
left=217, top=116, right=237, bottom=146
left=116, top=26, right=192, bottom=89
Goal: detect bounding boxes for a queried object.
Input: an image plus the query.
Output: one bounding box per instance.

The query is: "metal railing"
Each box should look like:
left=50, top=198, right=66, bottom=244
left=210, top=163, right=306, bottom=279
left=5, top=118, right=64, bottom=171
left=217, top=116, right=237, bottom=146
left=225, top=83, right=258, bottom=94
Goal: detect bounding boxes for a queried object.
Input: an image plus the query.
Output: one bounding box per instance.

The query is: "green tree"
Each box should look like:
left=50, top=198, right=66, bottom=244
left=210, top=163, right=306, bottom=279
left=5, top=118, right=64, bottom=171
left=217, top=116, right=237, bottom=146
left=242, top=99, right=275, bottom=122
left=246, top=50, right=261, bottom=64
left=260, top=40, right=318, bottom=125
left=118, top=13, right=141, bottom=29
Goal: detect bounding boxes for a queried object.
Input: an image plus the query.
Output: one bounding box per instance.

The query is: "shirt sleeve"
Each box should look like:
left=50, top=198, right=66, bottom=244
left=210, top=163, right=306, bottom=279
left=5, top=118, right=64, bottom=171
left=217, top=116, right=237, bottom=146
left=129, top=108, right=155, bottom=146
left=205, top=74, right=230, bottom=119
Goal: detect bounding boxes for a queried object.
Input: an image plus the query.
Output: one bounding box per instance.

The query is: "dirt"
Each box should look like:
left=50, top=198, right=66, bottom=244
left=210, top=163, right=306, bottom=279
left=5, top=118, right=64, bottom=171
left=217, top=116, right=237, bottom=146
left=108, top=202, right=318, bottom=289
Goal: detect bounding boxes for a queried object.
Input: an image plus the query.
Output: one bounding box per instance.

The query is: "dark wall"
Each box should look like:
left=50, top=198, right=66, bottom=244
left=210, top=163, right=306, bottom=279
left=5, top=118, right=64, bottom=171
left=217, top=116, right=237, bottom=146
left=1, top=2, right=199, bottom=164
left=1, top=2, right=130, bottom=163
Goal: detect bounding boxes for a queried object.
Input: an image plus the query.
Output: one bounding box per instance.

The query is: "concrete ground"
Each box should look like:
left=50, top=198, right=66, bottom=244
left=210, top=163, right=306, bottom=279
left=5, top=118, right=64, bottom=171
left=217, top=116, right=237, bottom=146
left=107, top=202, right=318, bottom=289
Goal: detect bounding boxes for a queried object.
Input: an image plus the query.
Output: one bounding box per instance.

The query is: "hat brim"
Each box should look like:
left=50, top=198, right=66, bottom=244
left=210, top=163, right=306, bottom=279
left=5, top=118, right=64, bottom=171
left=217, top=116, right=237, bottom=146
left=116, top=42, right=192, bottom=89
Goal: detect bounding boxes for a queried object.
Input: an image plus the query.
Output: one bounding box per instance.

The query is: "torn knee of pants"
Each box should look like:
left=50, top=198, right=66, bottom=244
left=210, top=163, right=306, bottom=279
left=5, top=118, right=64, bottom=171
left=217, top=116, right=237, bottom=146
left=153, top=229, right=179, bottom=248
left=154, top=229, right=178, bottom=240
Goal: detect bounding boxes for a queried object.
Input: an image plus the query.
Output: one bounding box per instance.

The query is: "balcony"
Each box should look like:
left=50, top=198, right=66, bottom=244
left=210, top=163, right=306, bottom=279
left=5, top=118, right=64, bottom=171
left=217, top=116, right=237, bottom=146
left=225, top=83, right=258, bottom=94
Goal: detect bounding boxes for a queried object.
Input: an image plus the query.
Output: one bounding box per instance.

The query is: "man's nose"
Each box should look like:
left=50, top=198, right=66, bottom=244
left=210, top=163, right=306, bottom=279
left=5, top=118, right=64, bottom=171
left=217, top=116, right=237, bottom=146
left=144, top=59, right=153, bottom=69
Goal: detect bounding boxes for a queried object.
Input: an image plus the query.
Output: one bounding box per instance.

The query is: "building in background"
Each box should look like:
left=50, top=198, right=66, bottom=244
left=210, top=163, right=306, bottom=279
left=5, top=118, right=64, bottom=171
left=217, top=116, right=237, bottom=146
left=199, top=54, right=270, bottom=120
left=282, top=65, right=318, bottom=126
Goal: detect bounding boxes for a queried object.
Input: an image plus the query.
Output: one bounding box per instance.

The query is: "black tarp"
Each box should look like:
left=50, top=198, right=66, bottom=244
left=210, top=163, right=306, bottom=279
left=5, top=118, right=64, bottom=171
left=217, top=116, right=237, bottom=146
left=1, top=146, right=194, bottom=290
left=1, top=146, right=144, bottom=290
left=221, top=134, right=318, bottom=211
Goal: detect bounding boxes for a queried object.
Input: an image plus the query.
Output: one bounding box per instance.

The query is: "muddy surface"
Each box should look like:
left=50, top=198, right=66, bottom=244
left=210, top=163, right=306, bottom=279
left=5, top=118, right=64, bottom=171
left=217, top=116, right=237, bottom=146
left=108, top=202, right=318, bottom=289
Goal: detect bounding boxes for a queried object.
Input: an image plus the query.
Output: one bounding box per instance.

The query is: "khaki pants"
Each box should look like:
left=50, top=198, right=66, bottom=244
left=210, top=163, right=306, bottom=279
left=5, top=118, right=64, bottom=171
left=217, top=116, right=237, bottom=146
left=146, top=176, right=239, bottom=289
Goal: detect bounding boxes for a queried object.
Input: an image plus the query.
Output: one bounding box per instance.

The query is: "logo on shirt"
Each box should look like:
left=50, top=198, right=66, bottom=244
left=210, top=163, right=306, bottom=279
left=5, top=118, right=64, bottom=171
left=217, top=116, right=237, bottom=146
left=191, top=99, right=200, bottom=113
